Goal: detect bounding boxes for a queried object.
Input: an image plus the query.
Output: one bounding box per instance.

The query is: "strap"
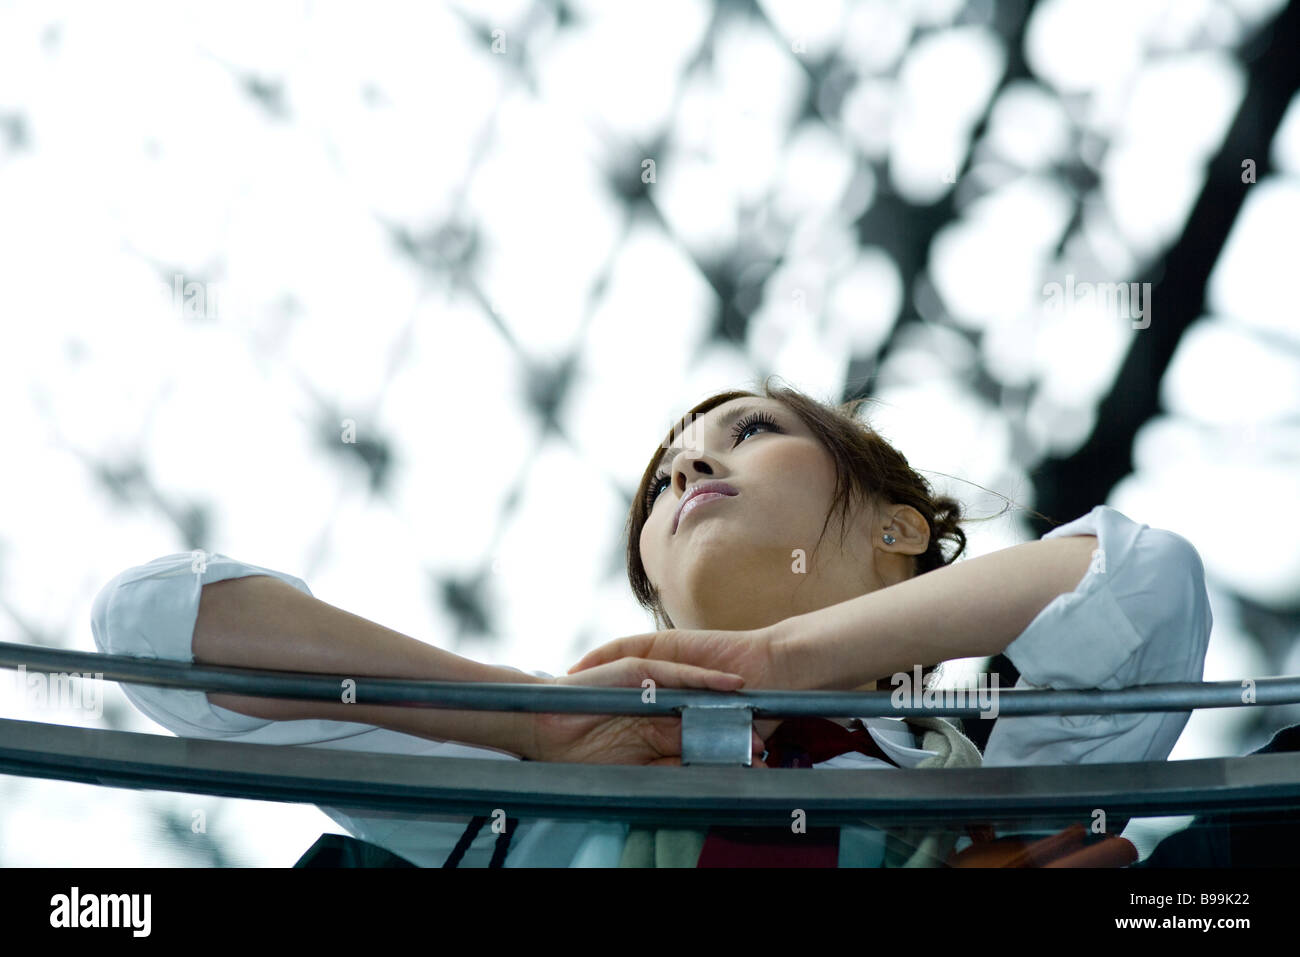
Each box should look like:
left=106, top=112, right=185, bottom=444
left=443, top=815, right=488, bottom=868
left=489, top=817, right=518, bottom=867
left=443, top=815, right=518, bottom=868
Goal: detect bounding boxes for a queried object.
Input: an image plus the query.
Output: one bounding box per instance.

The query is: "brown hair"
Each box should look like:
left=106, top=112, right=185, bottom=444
left=624, top=376, right=1012, bottom=687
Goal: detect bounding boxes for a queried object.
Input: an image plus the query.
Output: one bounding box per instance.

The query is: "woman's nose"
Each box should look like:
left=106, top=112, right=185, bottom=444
left=676, top=459, right=713, bottom=492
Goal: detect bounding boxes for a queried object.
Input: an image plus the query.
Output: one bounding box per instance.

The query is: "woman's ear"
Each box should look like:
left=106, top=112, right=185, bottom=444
left=883, top=504, right=930, bottom=555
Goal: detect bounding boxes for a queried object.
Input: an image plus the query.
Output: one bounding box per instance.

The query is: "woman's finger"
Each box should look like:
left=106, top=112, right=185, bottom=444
left=564, top=639, right=634, bottom=673
left=570, top=658, right=741, bottom=690
left=566, top=634, right=660, bottom=673
left=636, top=659, right=744, bottom=690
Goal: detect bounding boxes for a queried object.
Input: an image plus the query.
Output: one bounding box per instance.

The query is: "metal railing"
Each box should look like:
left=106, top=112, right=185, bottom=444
left=1, top=640, right=1298, bottom=825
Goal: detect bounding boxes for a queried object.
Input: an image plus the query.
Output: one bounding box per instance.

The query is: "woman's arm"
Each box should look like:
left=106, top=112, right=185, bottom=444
left=193, top=574, right=543, bottom=758
left=772, top=534, right=1100, bottom=691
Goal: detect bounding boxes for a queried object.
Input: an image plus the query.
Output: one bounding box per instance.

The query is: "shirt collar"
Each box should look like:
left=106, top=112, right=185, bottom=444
left=859, top=716, right=937, bottom=767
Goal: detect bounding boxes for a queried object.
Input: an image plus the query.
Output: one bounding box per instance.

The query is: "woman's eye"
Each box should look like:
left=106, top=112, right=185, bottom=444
left=646, top=473, right=670, bottom=509
left=730, top=413, right=781, bottom=445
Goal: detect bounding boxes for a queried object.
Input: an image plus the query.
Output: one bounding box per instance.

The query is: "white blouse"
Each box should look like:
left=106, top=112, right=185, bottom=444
left=89, top=505, right=1213, bottom=866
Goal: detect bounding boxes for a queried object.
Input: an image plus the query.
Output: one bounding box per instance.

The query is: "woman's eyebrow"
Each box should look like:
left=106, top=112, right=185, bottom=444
left=653, top=404, right=765, bottom=473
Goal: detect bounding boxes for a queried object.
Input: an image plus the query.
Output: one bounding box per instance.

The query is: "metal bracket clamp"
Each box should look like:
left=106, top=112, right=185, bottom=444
left=681, top=705, right=755, bottom=766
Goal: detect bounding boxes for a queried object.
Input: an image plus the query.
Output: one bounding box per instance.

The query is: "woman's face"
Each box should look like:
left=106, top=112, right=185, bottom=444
left=639, top=397, right=894, bottom=633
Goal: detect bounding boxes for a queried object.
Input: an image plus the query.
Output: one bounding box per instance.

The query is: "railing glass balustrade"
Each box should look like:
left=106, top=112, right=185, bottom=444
left=2, top=640, right=1298, bottom=867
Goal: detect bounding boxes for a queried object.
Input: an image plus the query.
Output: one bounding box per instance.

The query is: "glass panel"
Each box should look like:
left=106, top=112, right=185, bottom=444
left=3, top=770, right=1297, bottom=868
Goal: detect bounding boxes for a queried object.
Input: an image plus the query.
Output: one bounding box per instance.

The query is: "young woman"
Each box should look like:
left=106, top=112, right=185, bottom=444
left=90, top=379, right=1213, bottom=866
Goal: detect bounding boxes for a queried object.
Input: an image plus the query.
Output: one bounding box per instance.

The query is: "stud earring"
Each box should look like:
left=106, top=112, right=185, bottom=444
left=883, top=533, right=896, bottom=545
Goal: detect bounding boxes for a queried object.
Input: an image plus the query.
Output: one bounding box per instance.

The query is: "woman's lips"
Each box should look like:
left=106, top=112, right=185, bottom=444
left=674, top=491, right=734, bottom=532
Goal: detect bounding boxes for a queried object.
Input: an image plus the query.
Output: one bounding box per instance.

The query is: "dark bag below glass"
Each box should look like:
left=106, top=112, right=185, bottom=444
left=1132, top=722, right=1300, bottom=868
left=293, top=833, right=418, bottom=868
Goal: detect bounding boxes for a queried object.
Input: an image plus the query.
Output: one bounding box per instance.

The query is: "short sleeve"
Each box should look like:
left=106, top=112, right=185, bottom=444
left=980, top=506, right=1213, bottom=768
left=88, top=551, right=535, bottom=758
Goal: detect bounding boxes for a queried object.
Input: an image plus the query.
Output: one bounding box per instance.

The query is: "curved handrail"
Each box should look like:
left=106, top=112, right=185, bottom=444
left=0, top=716, right=1296, bottom=826
left=2, top=640, right=1297, bottom=718
left=3, top=639, right=1297, bottom=816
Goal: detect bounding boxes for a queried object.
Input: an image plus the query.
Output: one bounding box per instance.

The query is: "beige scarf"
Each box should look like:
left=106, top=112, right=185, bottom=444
left=619, top=716, right=984, bottom=868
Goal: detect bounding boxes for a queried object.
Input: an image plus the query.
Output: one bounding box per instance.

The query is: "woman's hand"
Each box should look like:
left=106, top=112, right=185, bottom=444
left=565, top=626, right=794, bottom=741
left=567, top=627, right=787, bottom=687
left=525, top=656, right=768, bottom=766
